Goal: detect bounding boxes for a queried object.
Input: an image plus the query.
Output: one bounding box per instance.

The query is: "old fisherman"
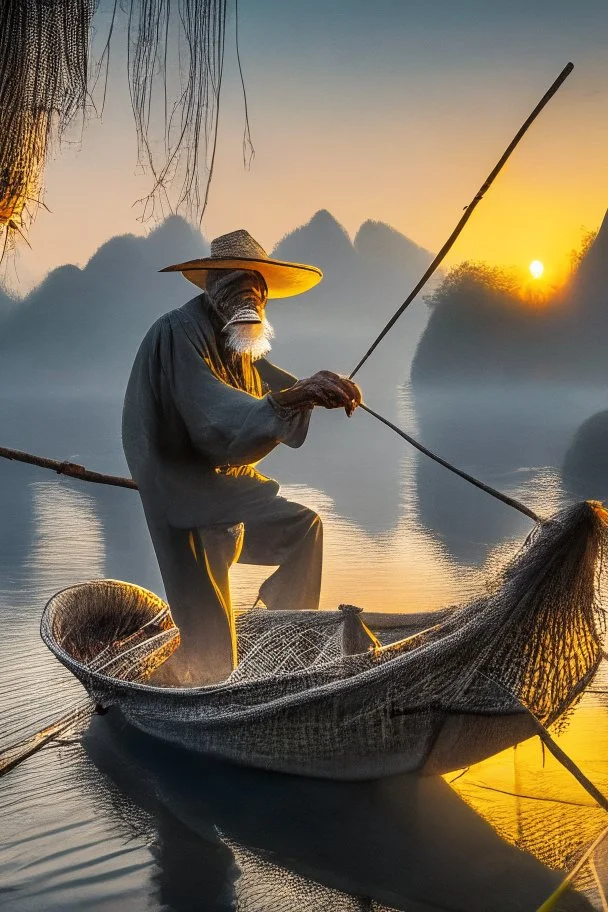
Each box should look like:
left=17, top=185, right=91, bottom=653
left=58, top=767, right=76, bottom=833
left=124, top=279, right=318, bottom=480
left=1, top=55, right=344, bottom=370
left=122, top=230, right=362, bottom=684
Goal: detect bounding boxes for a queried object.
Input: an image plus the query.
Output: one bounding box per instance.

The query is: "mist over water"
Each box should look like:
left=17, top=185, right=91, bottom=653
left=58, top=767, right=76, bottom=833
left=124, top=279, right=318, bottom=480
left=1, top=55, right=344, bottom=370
left=2, top=213, right=608, bottom=909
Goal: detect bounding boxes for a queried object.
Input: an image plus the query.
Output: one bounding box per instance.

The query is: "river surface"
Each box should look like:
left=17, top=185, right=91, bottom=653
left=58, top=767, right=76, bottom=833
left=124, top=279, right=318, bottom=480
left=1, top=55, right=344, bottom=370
left=1, top=387, right=608, bottom=911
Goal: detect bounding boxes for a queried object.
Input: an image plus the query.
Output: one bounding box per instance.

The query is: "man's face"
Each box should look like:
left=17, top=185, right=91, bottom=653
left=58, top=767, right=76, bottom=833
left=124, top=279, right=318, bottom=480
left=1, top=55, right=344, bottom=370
left=208, top=270, right=266, bottom=320
left=237, top=272, right=268, bottom=320
left=207, top=269, right=274, bottom=360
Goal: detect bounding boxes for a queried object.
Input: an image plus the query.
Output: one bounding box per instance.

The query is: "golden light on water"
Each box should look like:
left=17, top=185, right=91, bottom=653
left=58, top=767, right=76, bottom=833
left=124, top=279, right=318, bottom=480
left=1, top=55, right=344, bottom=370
left=529, top=259, right=544, bottom=279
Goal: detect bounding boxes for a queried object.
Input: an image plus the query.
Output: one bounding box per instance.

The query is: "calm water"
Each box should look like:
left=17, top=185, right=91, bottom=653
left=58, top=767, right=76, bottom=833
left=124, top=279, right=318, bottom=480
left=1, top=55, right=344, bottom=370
left=1, top=386, right=608, bottom=911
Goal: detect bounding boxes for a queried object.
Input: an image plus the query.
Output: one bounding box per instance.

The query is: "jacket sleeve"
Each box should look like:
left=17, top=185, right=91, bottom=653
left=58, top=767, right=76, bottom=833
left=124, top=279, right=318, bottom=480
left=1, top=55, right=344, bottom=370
left=159, top=318, right=311, bottom=467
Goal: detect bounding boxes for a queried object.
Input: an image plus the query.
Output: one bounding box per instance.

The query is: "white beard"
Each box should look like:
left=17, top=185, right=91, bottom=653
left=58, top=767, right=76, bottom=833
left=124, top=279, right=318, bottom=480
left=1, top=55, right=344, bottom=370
left=224, top=316, right=275, bottom=360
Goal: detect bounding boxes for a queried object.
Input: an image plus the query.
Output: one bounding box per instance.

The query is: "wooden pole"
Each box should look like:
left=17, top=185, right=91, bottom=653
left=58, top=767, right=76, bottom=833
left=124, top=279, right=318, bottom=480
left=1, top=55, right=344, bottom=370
left=0, top=445, right=137, bottom=489
left=530, top=719, right=608, bottom=813
left=360, top=403, right=541, bottom=523
left=1, top=421, right=543, bottom=524
left=349, top=62, right=574, bottom=380
left=0, top=700, right=93, bottom=776
left=480, top=673, right=608, bottom=813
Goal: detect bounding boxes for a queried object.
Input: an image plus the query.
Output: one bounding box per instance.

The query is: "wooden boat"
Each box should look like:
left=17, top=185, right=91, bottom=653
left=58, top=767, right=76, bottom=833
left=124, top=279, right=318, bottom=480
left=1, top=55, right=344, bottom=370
left=41, top=501, right=607, bottom=780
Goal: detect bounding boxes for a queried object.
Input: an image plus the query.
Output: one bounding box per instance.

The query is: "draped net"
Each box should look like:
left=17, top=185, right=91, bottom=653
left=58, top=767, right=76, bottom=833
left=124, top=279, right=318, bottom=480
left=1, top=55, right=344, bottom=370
left=0, top=1, right=235, bottom=252
left=36, top=503, right=607, bottom=775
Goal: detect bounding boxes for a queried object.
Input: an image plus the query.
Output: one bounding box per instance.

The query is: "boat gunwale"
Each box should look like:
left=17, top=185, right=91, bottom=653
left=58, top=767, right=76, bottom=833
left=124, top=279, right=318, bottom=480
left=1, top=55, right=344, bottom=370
left=41, top=580, right=529, bottom=725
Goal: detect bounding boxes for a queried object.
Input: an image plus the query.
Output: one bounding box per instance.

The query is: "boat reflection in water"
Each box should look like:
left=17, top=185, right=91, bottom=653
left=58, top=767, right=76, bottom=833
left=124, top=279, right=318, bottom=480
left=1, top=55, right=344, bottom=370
left=83, top=710, right=596, bottom=912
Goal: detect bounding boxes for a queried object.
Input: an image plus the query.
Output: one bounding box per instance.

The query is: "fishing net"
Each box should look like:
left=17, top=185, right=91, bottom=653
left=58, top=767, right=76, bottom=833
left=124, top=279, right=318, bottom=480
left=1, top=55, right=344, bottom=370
left=46, top=578, right=180, bottom=681
left=0, top=0, right=245, bottom=255
left=40, top=501, right=608, bottom=779
left=229, top=610, right=350, bottom=683
left=119, top=0, right=237, bottom=223
left=0, top=0, right=93, bottom=251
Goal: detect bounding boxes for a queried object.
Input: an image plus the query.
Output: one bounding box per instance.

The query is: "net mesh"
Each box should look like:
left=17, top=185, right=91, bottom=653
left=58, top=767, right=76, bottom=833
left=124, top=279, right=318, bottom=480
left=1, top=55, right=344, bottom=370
left=41, top=501, right=608, bottom=778
left=0, top=0, right=93, bottom=249
left=229, top=611, right=349, bottom=683
left=0, top=0, right=237, bottom=254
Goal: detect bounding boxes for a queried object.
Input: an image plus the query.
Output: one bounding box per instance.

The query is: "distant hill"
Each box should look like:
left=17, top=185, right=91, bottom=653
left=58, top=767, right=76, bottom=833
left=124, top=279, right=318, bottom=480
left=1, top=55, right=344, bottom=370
left=270, top=211, right=435, bottom=398
left=274, top=209, right=357, bottom=279
left=569, top=210, right=608, bottom=308
left=562, top=409, right=608, bottom=497
left=0, top=210, right=434, bottom=403
left=411, top=209, right=608, bottom=386
left=0, top=216, right=206, bottom=396
left=354, top=220, right=433, bottom=286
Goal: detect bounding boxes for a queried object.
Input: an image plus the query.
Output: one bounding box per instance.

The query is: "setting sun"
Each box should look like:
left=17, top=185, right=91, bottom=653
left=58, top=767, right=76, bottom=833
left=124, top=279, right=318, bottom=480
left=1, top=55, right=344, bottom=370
left=529, top=259, right=544, bottom=279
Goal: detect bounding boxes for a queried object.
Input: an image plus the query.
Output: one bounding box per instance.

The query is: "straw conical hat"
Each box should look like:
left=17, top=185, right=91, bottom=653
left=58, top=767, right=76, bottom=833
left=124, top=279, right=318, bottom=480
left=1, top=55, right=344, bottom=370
left=160, top=229, right=323, bottom=299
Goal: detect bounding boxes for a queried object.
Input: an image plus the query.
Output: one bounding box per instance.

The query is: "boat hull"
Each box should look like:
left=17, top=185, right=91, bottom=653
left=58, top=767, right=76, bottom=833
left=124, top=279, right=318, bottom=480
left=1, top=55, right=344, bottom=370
left=40, top=579, right=585, bottom=781
left=118, top=697, right=535, bottom=780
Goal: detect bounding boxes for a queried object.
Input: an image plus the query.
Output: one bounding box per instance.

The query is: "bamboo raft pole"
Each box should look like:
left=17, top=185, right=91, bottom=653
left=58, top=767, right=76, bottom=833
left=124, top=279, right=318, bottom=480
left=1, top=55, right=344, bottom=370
left=0, top=425, right=541, bottom=523
left=349, top=62, right=574, bottom=380
left=359, top=404, right=541, bottom=523
left=0, top=445, right=137, bottom=489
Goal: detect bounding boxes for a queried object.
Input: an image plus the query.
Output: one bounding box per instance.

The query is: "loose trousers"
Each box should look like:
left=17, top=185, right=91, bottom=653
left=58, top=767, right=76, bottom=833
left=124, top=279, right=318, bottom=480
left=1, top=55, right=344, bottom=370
left=146, top=497, right=323, bottom=684
left=198, top=496, right=323, bottom=615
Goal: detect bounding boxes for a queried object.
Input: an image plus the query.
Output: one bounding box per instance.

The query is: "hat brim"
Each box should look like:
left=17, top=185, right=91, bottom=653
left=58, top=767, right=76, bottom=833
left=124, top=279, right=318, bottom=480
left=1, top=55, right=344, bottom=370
left=160, top=256, right=323, bottom=299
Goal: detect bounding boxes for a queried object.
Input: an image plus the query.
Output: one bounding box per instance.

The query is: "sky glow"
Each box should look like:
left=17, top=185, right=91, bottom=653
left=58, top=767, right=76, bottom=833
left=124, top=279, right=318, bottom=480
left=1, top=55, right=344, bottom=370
left=3, top=0, right=607, bottom=294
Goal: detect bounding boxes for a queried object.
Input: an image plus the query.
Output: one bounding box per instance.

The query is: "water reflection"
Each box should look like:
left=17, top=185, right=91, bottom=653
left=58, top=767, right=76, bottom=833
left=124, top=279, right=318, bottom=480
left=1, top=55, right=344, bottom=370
left=231, top=482, right=474, bottom=613
left=0, top=480, right=105, bottom=755
left=28, top=481, right=105, bottom=594
left=412, top=384, right=607, bottom=562
left=1, top=385, right=608, bottom=909
left=449, top=678, right=608, bottom=907
left=83, top=711, right=593, bottom=912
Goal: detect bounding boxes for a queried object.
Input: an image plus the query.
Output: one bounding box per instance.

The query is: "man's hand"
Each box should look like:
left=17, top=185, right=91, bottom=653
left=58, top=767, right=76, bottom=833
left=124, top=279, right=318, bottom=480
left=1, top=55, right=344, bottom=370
left=271, top=370, right=362, bottom=417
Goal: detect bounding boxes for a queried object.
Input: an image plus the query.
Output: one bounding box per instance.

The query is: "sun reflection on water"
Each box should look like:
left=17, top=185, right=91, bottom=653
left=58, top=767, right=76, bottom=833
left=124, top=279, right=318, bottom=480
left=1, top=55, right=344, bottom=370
left=447, top=668, right=608, bottom=904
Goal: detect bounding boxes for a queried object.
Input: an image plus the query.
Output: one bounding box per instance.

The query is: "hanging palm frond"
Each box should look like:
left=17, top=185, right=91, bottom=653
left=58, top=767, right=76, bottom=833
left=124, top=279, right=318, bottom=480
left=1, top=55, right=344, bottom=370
left=0, top=0, right=252, bottom=258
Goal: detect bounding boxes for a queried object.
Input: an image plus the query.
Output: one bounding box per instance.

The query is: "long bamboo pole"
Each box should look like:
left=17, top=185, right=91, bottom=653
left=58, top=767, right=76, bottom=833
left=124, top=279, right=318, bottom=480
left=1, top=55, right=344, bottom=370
left=480, top=673, right=608, bottom=813
left=349, top=62, right=574, bottom=380
left=0, top=445, right=137, bottom=489
left=0, top=427, right=542, bottom=521
left=345, top=65, right=575, bottom=522
left=359, top=403, right=541, bottom=522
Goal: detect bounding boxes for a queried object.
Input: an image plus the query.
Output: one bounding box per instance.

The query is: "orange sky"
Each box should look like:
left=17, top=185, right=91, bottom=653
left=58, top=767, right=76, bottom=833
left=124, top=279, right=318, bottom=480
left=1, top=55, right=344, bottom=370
left=2, top=1, right=607, bottom=294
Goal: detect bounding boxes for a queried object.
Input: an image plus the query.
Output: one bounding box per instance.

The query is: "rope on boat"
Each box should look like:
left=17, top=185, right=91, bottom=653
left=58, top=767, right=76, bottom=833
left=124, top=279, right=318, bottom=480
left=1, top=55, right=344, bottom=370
left=349, top=62, right=574, bottom=380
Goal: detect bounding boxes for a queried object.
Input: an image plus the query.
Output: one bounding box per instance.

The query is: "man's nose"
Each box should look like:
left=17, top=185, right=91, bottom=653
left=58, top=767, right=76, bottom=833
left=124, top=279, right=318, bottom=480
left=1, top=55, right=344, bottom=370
left=251, top=292, right=267, bottom=316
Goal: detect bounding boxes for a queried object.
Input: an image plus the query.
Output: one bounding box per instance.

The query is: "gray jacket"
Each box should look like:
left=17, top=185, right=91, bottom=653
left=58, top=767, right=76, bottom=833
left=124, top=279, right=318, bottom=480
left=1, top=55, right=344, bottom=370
left=122, top=294, right=311, bottom=529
